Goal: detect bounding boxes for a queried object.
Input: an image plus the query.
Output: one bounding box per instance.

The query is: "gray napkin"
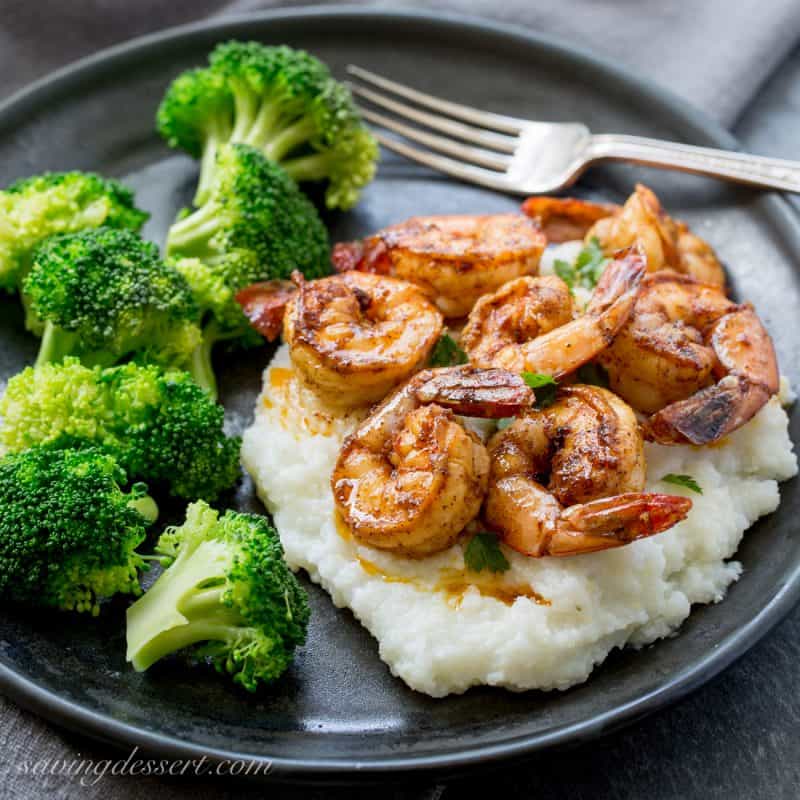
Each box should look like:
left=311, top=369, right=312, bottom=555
left=1, top=2, right=800, bottom=799
left=3, top=0, right=799, bottom=125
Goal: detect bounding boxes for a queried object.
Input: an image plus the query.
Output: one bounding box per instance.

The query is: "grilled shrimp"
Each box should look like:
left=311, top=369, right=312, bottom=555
left=461, top=248, right=645, bottom=377
left=523, top=184, right=726, bottom=286
left=332, top=366, right=534, bottom=557
left=283, top=271, right=443, bottom=408
left=599, top=271, right=779, bottom=445
left=484, top=385, right=692, bottom=557
left=332, top=214, right=546, bottom=318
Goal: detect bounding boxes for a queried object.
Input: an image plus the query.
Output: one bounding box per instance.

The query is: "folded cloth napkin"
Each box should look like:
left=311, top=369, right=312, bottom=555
left=2, top=0, right=799, bottom=125
left=1, top=2, right=799, bottom=800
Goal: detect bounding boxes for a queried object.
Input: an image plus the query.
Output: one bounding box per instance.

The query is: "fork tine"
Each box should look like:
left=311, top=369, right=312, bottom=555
left=347, top=65, right=525, bottom=135
left=349, top=83, right=517, bottom=154
left=358, top=107, right=510, bottom=172
left=372, top=131, right=520, bottom=194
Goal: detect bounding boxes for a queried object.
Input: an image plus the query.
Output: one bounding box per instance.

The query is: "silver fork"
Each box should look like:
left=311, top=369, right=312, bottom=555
left=346, top=65, right=800, bottom=195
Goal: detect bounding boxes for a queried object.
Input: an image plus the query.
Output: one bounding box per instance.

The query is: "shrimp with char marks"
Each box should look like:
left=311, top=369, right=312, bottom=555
left=598, top=270, right=779, bottom=445
left=332, top=366, right=534, bottom=557
left=332, top=214, right=546, bottom=318
left=523, top=184, right=726, bottom=287
left=280, top=271, right=443, bottom=408
left=461, top=248, right=645, bottom=378
left=485, top=385, right=692, bottom=557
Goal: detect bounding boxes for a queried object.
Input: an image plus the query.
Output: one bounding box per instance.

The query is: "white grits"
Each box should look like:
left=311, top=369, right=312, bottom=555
left=242, top=342, right=797, bottom=697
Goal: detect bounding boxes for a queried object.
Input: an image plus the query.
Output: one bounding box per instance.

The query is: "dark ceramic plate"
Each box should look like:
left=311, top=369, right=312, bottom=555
left=0, top=7, right=798, bottom=782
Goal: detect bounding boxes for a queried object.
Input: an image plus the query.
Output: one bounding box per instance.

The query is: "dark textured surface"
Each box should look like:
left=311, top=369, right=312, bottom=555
left=0, top=8, right=799, bottom=798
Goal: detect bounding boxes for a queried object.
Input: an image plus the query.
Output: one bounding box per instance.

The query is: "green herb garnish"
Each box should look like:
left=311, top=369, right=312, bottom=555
left=522, top=371, right=559, bottom=408
left=661, top=474, right=703, bottom=494
left=428, top=333, right=468, bottom=367
left=464, top=532, right=510, bottom=574
left=553, top=237, right=610, bottom=291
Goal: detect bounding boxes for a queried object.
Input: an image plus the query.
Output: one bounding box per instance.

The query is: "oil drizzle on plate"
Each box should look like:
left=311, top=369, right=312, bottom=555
left=336, top=516, right=549, bottom=606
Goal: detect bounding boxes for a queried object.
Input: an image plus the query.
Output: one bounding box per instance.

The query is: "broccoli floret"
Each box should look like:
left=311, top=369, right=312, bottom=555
left=166, top=144, right=330, bottom=397
left=157, top=41, right=378, bottom=209
left=0, top=445, right=157, bottom=615
left=24, top=228, right=204, bottom=381
left=0, top=172, right=148, bottom=330
left=126, top=501, right=309, bottom=691
left=0, top=359, right=241, bottom=500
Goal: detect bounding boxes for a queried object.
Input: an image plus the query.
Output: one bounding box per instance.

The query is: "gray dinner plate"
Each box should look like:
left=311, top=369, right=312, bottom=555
left=0, top=7, right=798, bottom=782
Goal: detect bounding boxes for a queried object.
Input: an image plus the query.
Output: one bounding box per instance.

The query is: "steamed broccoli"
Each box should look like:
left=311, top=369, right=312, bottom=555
left=157, top=41, right=378, bottom=209
left=24, top=227, right=203, bottom=376
left=0, top=171, right=148, bottom=330
left=0, top=359, right=241, bottom=500
left=0, top=445, right=157, bottom=615
left=126, top=501, right=309, bottom=691
left=166, top=144, right=330, bottom=396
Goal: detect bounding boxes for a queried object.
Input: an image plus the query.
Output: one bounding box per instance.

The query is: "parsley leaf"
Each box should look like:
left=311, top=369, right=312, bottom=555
left=428, top=333, right=468, bottom=367
left=661, top=473, right=703, bottom=494
left=576, top=362, right=610, bottom=388
left=554, top=237, right=610, bottom=291
left=464, top=532, right=510, bottom=574
left=522, top=371, right=559, bottom=408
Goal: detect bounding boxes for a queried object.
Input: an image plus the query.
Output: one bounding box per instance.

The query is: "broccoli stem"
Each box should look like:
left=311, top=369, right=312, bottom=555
left=126, top=537, right=237, bottom=670
left=129, top=494, right=159, bottom=525
left=166, top=202, right=221, bottom=256
left=282, top=151, right=334, bottom=182
left=35, top=322, right=79, bottom=367
left=186, top=318, right=247, bottom=401
left=242, top=101, right=283, bottom=150
left=187, top=327, right=219, bottom=400
left=262, top=116, right=317, bottom=163
left=194, top=118, right=233, bottom=207
left=230, top=86, right=260, bottom=143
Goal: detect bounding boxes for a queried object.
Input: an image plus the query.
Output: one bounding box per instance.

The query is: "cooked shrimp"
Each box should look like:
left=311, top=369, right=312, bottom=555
left=522, top=185, right=726, bottom=286
left=461, top=248, right=645, bottom=377
left=484, top=385, right=692, bottom=557
left=521, top=196, right=618, bottom=243
left=332, top=366, right=534, bottom=557
left=331, top=214, right=546, bottom=318
left=598, top=271, right=779, bottom=445
left=284, top=271, right=443, bottom=408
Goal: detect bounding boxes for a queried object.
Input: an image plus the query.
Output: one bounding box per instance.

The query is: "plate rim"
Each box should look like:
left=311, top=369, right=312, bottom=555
left=1, top=4, right=799, bottom=779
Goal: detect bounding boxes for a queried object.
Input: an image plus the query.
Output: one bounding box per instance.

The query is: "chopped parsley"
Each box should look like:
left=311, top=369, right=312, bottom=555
left=553, top=237, right=610, bottom=291
left=661, top=473, right=703, bottom=495
left=464, top=532, right=510, bottom=574
left=522, top=371, right=559, bottom=408
left=428, top=333, right=468, bottom=367
left=576, top=361, right=610, bottom=388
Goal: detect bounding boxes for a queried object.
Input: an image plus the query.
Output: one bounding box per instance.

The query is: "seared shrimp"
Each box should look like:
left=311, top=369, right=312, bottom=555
left=521, top=196, right=618, bottom=243
left=523, top=184, right=726, bottom=286
left=485, top=385, right=692, bottom=557
left=332, top=366, right=534, bottom=557
left=332, top=214, right=546, bottom=318
left=284, top=271, right=443, bottom=408
left=462, top=248, right=645, bottom=377
left=599, top=271, right=779, bottom=445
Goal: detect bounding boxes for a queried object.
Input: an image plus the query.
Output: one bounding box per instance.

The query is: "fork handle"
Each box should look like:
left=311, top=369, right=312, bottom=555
left=588, top=134, right=800, bottom=193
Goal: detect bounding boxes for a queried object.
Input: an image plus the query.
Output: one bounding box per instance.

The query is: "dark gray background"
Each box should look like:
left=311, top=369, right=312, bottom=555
left=1, top=2, right=799, bottom=798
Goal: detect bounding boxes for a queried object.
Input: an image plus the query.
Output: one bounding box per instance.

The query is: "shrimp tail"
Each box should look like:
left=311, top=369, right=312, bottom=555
left=415, top=366, right=534, bottom=418
left=548, top=492, right=693, bottom=556
left=331, top=238, right=390, bottom=274
left=235, top=279, right=297, bottom=341
left=645, top=375, right=773, bottom=445
left=588, top=247, right=646, bottom=319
